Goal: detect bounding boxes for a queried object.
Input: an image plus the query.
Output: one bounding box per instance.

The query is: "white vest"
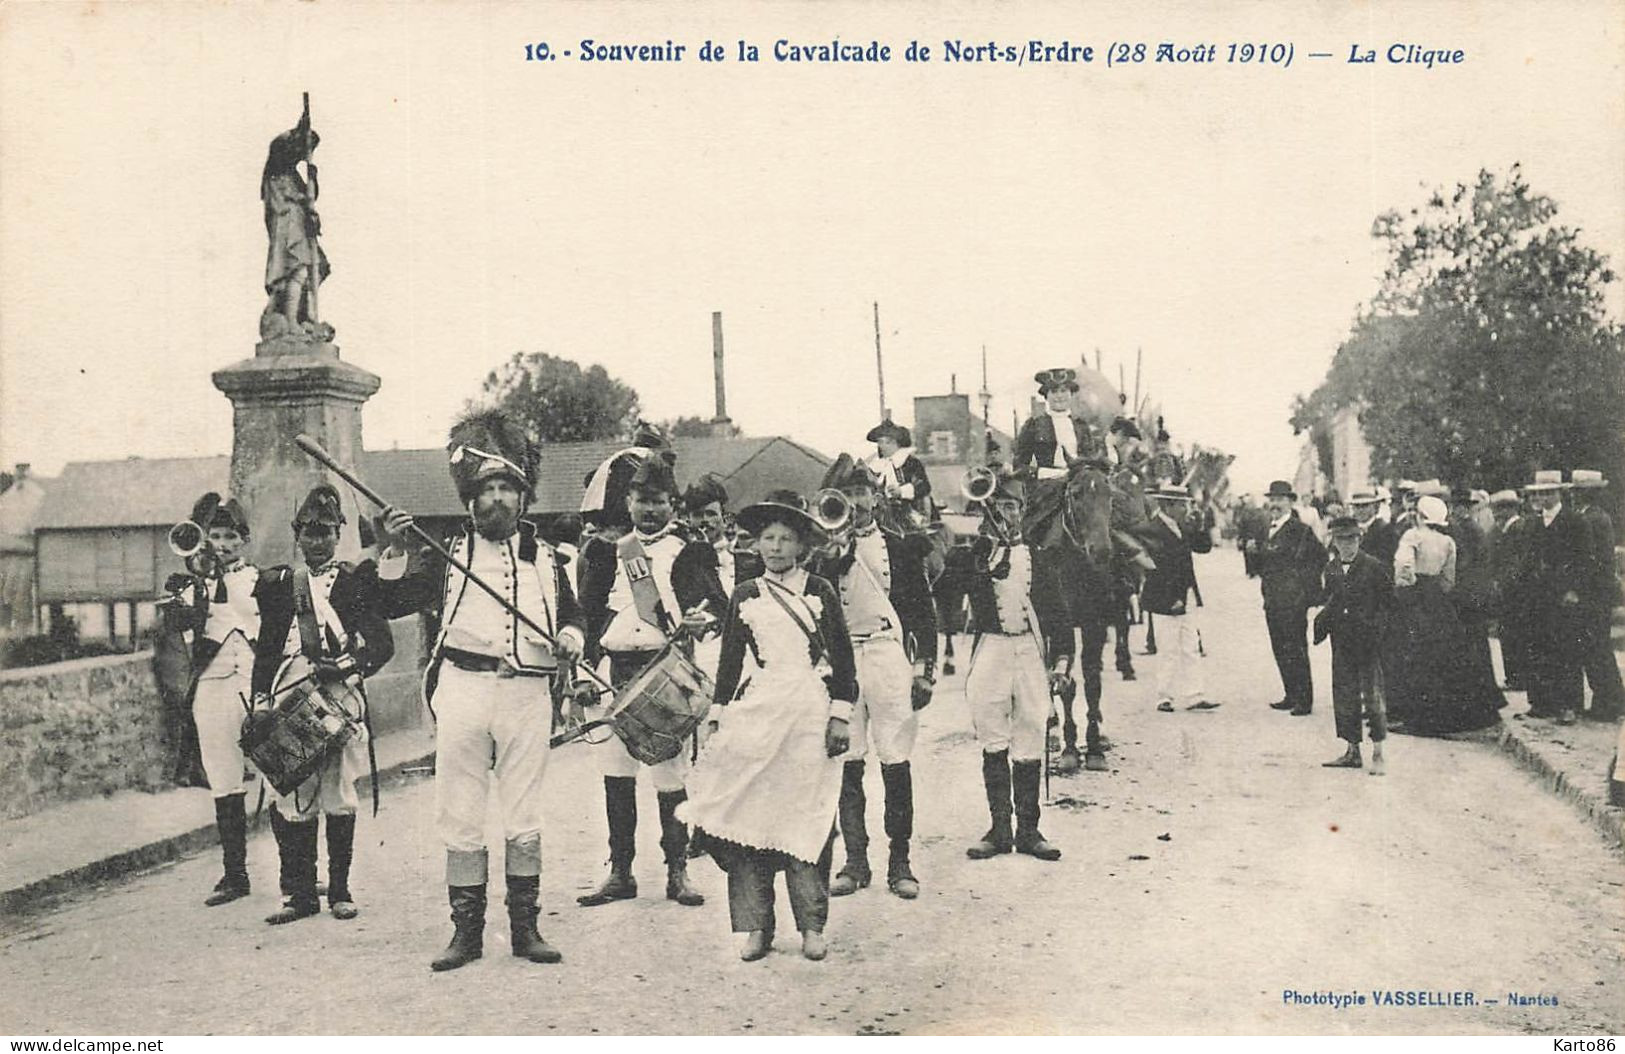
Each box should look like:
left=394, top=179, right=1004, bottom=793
left=437, top=531, right=565, bottom=672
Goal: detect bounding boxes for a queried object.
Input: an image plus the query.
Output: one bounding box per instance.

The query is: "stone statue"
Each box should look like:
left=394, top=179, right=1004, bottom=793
left=260, top=97, right=334, bottom=344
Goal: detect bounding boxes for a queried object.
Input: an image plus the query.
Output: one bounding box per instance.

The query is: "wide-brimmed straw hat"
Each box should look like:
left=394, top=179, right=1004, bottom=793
left=735, top=489, right=819, bottom=540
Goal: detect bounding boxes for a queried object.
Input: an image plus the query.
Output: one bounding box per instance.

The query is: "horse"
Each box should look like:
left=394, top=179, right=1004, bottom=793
left=1021, top=458, right=1155, bottom=774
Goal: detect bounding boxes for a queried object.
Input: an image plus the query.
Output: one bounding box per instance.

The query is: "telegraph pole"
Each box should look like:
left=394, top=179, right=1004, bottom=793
left=873, top=301, right=888, bottom=421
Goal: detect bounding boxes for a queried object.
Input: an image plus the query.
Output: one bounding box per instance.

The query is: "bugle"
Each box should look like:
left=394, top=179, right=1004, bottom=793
left=960, top=467, right=1015, bottom=550
left=168, top=520, right=205, bottom=558
left=811, top=488, right=852, bottom=534
left=960, top=465, right=997, bottom=504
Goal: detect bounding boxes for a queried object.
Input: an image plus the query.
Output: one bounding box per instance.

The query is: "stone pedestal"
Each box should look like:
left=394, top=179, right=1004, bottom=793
left=212, top=339, right=380, bottom=569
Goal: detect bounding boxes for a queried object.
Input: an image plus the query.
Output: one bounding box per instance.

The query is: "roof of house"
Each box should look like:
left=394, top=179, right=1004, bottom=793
left=0, top=475, right=55, bottom=551
left=35, top=436, right=832, bottom=530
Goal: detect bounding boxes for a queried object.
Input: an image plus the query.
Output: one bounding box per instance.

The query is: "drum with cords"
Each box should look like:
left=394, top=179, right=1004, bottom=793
left=240, top=654, right=365, bottom=796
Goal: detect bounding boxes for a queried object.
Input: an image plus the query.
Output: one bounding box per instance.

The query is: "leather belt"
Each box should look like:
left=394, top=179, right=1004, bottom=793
left=442, top=647, right=554, bottom=678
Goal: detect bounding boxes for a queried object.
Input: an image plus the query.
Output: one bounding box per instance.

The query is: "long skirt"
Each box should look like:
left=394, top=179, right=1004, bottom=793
left=1393, top=576, right=1501, bottom=735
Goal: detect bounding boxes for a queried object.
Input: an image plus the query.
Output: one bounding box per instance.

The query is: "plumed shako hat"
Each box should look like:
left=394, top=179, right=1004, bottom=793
left=448, top=409, right=539, bottom=506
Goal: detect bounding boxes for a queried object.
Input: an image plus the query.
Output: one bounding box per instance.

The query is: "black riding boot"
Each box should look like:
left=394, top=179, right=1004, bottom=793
left=265, top=809, right=321, bottom=924
left=505, top=875, right=562, bottom=963
left=578, top=777, right=638, bottom=906
left=431, top=884, right=487, bottom=971
left=880, top=762, right=918, bottom=898
left=325, top=813, right=357, bottom=919
left=830, top=760, right=870, bottom=895
left=967, top=750, right=1014, bottom=858
left=204, top=794, right=250, bottom=906
left=657, top=790, right=704, bottom=906
left=1012, top=760, right=1062, bottom=861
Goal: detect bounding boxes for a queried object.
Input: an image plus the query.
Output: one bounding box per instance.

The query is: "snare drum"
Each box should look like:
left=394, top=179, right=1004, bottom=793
left=610, top=645, right=716, bottom=765
left=240, top=655, right=364, bottom=796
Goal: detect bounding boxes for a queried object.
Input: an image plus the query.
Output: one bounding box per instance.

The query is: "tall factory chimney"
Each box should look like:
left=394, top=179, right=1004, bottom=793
left=710, top=311, right=733, bottom=436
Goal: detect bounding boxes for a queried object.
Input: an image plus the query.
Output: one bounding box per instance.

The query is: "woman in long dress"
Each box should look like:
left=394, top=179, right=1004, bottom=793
left=1392, top=496, right=1501, bottom=734
left=680, top=490, right=858, bottom=962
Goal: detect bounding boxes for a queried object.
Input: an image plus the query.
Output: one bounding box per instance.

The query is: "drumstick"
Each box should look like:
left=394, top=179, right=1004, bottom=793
left=294, top=433, right=612, bottom=693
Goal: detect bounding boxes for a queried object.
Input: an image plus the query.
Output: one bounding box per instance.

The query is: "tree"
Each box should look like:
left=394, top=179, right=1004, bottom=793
left=475, top=352, right=640, bottom=443
left=661, top=415, right=741, bottom=439
left=1293, top=166, right=1625, bottom=491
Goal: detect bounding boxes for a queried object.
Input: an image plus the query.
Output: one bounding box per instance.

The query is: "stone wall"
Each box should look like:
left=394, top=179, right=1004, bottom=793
left=0, top=618, right=431, bottom=822
left=0, top=653, right=171, bottom=821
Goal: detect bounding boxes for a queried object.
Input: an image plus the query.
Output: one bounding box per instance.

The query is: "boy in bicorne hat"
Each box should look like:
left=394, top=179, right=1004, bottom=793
left=378, top=410, right=587, bottom=970
left=252, top=484, right=395, bottom=925
left=162, top=492, right=260, bottom=907
left=962, top=470, right=1064, bottom=861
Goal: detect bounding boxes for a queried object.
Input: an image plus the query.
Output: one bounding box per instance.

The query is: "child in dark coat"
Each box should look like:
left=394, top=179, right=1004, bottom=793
left=1314, top=516, right=1392, bottom=774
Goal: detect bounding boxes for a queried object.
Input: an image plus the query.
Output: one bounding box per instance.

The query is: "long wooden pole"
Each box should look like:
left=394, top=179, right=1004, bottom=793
left=293, top=433, right=612, bottom=692
left=873, top=301, right=887, bottom=421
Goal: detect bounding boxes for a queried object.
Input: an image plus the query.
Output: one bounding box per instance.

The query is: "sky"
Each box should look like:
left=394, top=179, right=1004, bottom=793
left=1, top=1, right=1621, bottom=496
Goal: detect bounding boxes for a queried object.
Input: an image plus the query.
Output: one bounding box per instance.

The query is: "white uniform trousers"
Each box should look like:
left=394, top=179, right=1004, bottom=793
left=193, top=634, right=253, bottom=799
left=965, top=633, right=1049, bottom=762
left=276, top=728, right=366, bottom=820
left=846, top=635, right=917, bottom=764
left=434, top=664, right=553, bottom=884
left=597, top=725, right=691, bottom=790
left=1154, top=612, right=1204, bottom=706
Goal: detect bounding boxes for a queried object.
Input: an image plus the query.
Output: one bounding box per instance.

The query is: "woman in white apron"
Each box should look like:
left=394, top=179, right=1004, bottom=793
left=680, top=491, right=858, bottom=962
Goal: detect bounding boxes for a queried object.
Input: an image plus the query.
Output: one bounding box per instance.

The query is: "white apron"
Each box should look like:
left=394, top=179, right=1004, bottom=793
left=679, top=587, right=842, bottom=864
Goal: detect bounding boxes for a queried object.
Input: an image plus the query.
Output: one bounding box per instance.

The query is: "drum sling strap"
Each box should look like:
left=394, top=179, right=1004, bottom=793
left=617, top=533, right=674, bottom=637
left=293, top=567, right=380, bottom=816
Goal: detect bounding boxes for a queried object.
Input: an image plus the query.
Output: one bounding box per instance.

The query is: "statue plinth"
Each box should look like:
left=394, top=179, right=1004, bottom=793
left=212, top=344, right=381, bottom=568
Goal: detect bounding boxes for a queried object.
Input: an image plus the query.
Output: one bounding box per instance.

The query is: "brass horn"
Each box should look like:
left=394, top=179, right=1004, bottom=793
left=168, top=520, right=205, bottom=558
left=961, top=465, right=997, bottom=504
left=811, top=488, right=852, bottom=533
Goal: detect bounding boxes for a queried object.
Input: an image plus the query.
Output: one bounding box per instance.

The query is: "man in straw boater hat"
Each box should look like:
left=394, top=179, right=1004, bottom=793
left=1568, top=469, right=1624, bottom=722
left=1520, top=469, right=1594, bottom=725
left=1487, top=488, right=1535, bottom=692
left=160, top=492, right=260, bottom=906
left=1140, top=482, right=1217, bottom=713
left=575, top=452, right=728, bottom=911
left=808, top=454, right=938, bottom=901
left=252, top=483, right=396, bottom=925
left=378, top=410, right=587, bottom=970
left=1312, top=514, right=1391, bottom=773
left=1348, top=486, right=1399, bottom=567
left=960, top=468, right=1064, bottom=862
left=1245, top=480, right=1327, bottom=716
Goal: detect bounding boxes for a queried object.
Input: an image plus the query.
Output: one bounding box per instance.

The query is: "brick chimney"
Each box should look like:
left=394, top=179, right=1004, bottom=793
left=710, top=310, right=734, bottom=437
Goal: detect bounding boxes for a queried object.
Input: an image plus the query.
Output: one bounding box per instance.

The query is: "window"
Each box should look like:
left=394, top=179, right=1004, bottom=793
left=927, top=430, right=958, bottom=460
